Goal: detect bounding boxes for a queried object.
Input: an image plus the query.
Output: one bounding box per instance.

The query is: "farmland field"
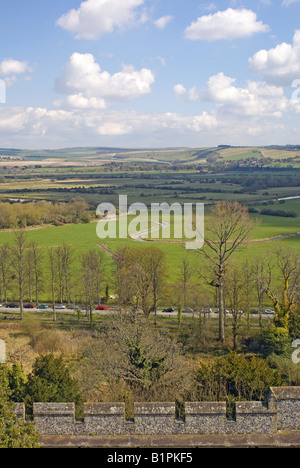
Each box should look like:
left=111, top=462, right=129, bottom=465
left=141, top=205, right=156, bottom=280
left=0, top=144, right=299, bottom=295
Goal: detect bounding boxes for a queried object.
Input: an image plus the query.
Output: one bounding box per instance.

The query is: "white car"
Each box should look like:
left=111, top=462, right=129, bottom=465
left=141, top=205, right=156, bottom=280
left=55, top=304, right=66, bottom=310
left=264, top=309, right=275, bottom=315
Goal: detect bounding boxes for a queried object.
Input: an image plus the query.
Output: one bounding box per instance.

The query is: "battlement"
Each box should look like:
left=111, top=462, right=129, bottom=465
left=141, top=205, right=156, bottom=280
left=14, top=387, right=300, bottom=436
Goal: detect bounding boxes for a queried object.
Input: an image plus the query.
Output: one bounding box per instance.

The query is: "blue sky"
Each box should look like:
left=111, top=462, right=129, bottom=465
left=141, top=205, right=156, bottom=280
left=1, top=0, right=300, bottom=148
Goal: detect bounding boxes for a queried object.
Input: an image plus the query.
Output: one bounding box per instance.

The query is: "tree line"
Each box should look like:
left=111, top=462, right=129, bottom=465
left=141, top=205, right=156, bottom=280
left=1, top=201, right=299, bottom=350
left=0, top=231, right=107, bottom=321
left=0, top=197, right=92, bottom=229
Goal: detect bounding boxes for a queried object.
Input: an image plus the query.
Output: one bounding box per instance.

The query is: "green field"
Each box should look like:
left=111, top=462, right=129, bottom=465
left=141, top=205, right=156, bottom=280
left=0, top=144, right=299, bottom=295
left=0, top=212, right=298, bottom=288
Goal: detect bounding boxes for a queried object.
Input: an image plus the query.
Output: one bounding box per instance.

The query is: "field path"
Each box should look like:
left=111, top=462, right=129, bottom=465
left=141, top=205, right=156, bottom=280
left=250, top=231, right=300, bottom=243
left=98, top=243, right=118, bottom=259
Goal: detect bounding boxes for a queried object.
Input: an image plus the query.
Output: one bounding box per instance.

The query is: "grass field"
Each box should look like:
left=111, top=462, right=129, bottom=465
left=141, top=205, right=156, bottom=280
left=0, top=212, right=298, bottom=289
left=0, top=144, right=299, bottom=296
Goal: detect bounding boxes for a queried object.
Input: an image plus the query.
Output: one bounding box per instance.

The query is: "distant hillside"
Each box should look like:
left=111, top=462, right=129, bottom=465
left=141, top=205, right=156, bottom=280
left=0, top=145, right=299, bottom=165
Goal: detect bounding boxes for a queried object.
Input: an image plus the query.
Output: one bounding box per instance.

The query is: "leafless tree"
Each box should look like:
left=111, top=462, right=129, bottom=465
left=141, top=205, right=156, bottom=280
left=252, top=255, right=273, bottom=328
left=80, top=249, right=106, bottom=324
left=199, top=201, right=257, bottom=343
left=59, top=243, right=74, bottom=305
left=10, top=230, right=27, bottom=319
left=0, top=244, right=11, bottom=304
left=30, top=242, right=44, bottom=305
left=115, top=246, right=166, bottom=319
left=48, top=247, right=57, bottom=321
left=224, top=264, right=245, bottom=350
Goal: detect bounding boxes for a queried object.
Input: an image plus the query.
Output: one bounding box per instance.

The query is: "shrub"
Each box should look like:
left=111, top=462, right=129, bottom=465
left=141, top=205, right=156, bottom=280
left=261, top=326, right=292, bottom=358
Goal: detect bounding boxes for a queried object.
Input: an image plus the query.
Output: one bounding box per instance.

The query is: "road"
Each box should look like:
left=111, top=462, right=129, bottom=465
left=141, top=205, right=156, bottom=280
left=0, top=306, right=275, bottom=319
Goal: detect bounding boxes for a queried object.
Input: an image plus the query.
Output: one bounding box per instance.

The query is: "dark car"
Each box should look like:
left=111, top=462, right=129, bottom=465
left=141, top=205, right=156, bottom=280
left=6, top=303, right=18, bottom=308
left=162, top=307, right=175, bottom=313
left=24, top=304, right=34, bottom=309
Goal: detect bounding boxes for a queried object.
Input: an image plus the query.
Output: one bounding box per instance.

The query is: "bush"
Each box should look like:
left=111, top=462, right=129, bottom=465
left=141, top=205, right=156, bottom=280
left=24, top=354, right=84, bottom=418
left=261, top=326, right=292, bottom=358
left=194, top=352, right=282, bottom=416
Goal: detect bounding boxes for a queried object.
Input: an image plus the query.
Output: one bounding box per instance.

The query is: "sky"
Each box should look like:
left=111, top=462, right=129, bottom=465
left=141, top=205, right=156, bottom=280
left=1, top=0, right=300, bottom=149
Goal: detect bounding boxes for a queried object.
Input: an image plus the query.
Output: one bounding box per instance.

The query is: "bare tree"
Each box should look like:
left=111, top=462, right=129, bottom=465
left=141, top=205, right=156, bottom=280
left=24, top=249, right=34, bottom=303
left=30, top=242, right=44, bottom=305
left=83, top=315, right=193, bottom=401
left=199, top=201, right=256, bottom=343
left=224, top=264, right=245, bottom=350
left=115, top=246, right=166, bottom=319
left=80, top=249, right=105, bottom=325
left=56, top=248, right=64, bottom=303
left=10, top=230, right=27, bottom=319
left=252, top=255, right=273, bottom=328
left=0, top=244, right=11, bottom=304
left=48, top=248, right=57, bottom=321
left=180, top=258, right=193, bottom=310
left=59, top=243, right=74, bottom=305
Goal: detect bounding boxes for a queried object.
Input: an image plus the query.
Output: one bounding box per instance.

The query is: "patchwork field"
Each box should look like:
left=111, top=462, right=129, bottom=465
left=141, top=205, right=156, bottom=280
left=0, top=144, right=299, bottom=299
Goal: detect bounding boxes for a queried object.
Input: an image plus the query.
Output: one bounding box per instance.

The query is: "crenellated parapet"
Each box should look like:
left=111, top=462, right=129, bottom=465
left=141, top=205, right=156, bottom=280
left=13, top=387, right=300, bottom=436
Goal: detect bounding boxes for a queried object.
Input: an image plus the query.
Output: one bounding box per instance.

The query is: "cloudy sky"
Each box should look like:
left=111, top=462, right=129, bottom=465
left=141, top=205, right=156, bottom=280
left=1, top=0, right=300, bottom=149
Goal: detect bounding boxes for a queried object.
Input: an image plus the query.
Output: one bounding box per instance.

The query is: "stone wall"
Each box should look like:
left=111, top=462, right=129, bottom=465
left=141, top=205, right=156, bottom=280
left=14, top=387, right=300, bottom=436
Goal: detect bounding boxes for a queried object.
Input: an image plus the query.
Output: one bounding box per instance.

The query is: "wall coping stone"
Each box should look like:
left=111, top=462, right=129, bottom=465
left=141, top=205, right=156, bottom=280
left=134, top=402, right=176, bottom=415
left=84, top=403, right=125, bottom=416
left=269, top=387, right=300, bottom=400
left=185, top=402, right=227, bottom=415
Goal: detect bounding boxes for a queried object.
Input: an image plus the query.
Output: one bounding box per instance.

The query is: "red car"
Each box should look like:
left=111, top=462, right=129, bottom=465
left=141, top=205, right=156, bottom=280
left=96, top=305, right=109, bottom=310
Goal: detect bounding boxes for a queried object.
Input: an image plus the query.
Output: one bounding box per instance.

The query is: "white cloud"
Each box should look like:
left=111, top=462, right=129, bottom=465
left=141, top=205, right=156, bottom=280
left=173, top=84, right=187, bottom=99
left=184, top=8, right=269, bottom=41
left=0, top=59, right=32, bottom=87
left=249, top=30, right=300, bottom=84
left=3, top=101, right=300, bottom=149
left=54, top=52, right=155, bottom=109
left=0, top=105, right=218, bottom=148
left=56, top=0, right=146, bottom=39
left=173, top=84, right=200, bottom=102
left=203, top=72, right=288, bottom=117
left=0, top=59, right=30, bottom=76
left=173, top=73, right=295, bottom=118
left=154, top=15, right=173, bottom=29
left=174, top=73, right=288, bottom=117
left=282, top=0, right=300, bottom=6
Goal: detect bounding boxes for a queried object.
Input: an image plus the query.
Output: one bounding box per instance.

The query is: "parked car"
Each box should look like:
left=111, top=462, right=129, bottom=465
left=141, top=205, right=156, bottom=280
left=264, top=309, right=275, bottom=315
left=55, top=304, right=66, bottom=310
left=24, top=304, right=34, bottom=309
left=162, top=307, right=175, bottom=313
left=202, top=307, right=213, bottom=314
left=6, top=303, right=18, bottom=308
left=96, top=305, right=109, bottom=310
left=37, top=304, right=48, bottom=309
left=182, top=307, right=193, bottom=314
